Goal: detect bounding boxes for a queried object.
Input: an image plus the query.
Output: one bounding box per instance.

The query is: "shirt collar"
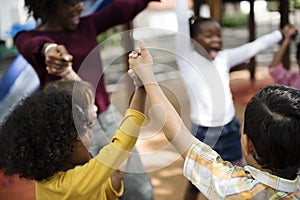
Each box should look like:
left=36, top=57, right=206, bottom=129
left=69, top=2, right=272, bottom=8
left=244, top=165, right=296, bottom=193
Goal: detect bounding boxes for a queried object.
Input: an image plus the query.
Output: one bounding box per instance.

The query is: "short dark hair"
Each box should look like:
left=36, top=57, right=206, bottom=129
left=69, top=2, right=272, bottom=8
left=0, top=82, right=91, bottom=181
left=244, top=84, right=300, bottom=180
left=189, top=16, right=217, bottom=39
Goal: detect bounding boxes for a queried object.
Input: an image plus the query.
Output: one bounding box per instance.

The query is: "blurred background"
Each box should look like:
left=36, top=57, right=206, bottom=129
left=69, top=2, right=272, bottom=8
left=1, top=0, right=300, bottom=199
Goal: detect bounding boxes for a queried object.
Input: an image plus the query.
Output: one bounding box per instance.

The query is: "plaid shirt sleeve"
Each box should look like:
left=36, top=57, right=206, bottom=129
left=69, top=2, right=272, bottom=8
left=184, top=143, right=296, bottom=199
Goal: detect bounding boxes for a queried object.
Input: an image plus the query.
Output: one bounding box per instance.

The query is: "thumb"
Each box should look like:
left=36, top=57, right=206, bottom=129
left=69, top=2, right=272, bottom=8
left=138, top=40, right=147, bottom=52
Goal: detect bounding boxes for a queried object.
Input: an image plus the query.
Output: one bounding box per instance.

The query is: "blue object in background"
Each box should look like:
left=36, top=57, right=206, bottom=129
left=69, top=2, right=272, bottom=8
left=10, top=21, right=37, bottom=37
left=0, top=54, right=40, bottom=124
left=82, top=0, right=113, bottom=16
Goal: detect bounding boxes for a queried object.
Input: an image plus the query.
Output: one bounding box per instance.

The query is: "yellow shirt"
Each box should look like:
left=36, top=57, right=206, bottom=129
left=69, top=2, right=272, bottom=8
left=36, top=109, right=145, bottom=200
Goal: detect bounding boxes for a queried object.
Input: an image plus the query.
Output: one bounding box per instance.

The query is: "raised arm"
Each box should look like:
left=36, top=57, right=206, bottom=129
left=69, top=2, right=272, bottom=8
left=175, top=0, right=193, bottom=58
left=269, top=24, right=298, bottom=67
left=221, top=29, right=283, bottom=68
left=128, top=41, right=198, bottom=158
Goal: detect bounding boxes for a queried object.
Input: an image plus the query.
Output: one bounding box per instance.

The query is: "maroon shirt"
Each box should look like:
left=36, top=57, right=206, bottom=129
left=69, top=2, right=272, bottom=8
left=14, top=0, right=156, bottom=113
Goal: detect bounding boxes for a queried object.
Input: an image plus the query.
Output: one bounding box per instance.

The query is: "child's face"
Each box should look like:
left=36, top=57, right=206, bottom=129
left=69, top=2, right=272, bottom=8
left=70, top=93, right=97, bottom=166
left=193, top=21, right=222, bottom=59
left=54, top=0, right=84, bottom=31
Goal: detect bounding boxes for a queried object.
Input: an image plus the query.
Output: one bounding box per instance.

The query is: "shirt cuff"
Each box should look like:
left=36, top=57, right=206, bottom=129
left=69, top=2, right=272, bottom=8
left=108, top=178, right=124, bottom=197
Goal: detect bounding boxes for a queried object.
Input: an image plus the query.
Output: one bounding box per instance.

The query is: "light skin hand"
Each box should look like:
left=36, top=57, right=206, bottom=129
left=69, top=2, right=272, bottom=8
left=128, top=41, right=156, bottom=85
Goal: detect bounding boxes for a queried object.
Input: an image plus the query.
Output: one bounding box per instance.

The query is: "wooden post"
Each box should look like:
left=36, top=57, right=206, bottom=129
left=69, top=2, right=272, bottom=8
left=279, top=0, right=290, bottom=69
left=206, top=0, right=222, bottom=23
left=193, top=0, right=201, bottom=16
left=248, top=0, right=256, bottom=80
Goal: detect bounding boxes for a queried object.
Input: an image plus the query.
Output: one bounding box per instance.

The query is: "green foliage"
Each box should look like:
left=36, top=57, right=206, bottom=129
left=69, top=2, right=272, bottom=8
left=96, top=26, right=123, bottom=48
left=266, top=0, right=300, bottom=12
left=222, top=12, right=248, bottom=27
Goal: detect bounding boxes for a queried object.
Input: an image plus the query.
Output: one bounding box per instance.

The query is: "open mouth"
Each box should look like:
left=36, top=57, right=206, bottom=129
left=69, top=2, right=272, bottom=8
left=71, top=16, right=80, bottom=26
left=209, top=47, right=220, bottom=59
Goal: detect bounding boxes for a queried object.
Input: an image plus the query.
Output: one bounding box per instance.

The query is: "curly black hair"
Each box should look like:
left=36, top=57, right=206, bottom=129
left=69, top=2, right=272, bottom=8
left=24, top=0, right=77, bottom=24
left=0, top=86, right=90, bottom=181
left=244, top=84, right=300, bottom=180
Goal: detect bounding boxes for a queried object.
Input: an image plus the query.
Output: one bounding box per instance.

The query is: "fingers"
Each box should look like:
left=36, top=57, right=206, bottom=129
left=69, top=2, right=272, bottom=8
left=138, top=40, right=146, bottom=51
left=45, top=44, right=73, bottom=69
left=56, top=45, right=73, bottom=62
left=129, top=40, right=147, bottom=59
left=129, top=50, right=140, bottom=59
left=46, top=63, right=73, bottom=76
left=128, top=40, right=153, bottom=69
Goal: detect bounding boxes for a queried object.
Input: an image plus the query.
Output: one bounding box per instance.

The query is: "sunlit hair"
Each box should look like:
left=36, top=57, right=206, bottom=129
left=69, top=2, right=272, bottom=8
left=244, top=84, right=300, bottom=180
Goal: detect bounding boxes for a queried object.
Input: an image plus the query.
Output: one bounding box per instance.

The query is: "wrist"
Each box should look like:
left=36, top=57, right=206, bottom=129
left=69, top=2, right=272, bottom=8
left=63, top=70, right=81, bottom=81
left=44, top=43, right=58, bottom=56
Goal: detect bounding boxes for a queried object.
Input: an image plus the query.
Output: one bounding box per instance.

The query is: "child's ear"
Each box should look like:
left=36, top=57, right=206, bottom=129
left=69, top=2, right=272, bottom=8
left=242, top=134, right=256, bottom=156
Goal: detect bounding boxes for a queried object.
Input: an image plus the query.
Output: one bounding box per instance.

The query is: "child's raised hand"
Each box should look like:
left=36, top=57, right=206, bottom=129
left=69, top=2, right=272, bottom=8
left=128, top=41, right=156, bottom=86
left=282, top=24, right=298, bottom=40
left=129, top=40, right=153, bottom=67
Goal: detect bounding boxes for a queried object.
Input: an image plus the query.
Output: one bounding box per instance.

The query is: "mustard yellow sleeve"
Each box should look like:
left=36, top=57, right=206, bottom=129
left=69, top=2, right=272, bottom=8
left=95, top=109, right=145, bottom=169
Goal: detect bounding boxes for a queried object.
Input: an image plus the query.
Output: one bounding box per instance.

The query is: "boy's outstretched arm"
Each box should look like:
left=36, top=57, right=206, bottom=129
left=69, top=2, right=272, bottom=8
left=128, top=41, right=198, bottom=158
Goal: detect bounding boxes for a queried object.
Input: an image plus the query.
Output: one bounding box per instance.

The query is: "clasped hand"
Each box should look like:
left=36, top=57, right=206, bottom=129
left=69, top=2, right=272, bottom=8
left=45, top=44, right=74, bottom=77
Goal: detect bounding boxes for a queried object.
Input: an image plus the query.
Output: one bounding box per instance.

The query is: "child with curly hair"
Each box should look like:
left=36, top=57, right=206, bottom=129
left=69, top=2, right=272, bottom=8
left=14, top=0, right=160, bottom=198
left=0, top=79, right=147, bottom=200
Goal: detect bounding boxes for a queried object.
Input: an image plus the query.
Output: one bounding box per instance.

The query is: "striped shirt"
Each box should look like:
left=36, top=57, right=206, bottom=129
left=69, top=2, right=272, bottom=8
left=184, top=143, right=296, bottom=199
left=269, top=63, right=300, bottom=90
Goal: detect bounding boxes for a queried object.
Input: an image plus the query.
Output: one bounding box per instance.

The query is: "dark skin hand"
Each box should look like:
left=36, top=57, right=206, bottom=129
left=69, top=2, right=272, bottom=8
left=42, top=43, right=73, bottom=77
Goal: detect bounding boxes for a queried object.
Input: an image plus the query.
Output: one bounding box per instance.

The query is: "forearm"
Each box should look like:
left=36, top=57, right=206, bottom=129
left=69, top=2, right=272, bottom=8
left=61, top=69, right=82, bottom=81
left=270, top=38, right=290, bottom=67
left=128, top=87, right=146, bottom=114
left=14, top=34, right=55, bottom=60
left=225, top=30, right=282, bottom=67
left=143, top=73, right=197, bottom=158
left=175, top=0, right=193, bottom=57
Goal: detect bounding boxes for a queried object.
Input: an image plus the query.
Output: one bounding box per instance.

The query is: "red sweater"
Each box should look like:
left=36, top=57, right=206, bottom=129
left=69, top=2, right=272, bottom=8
left=14, top=0, right=156, bottom=113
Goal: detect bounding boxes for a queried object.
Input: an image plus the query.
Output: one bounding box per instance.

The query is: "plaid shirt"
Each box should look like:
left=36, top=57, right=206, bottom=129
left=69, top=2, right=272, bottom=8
left=184, top=143, right=296, bottom=199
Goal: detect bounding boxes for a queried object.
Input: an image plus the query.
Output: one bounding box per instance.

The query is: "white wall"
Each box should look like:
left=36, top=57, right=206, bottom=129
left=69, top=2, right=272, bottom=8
left=0, top=0, right=28, bottom=35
